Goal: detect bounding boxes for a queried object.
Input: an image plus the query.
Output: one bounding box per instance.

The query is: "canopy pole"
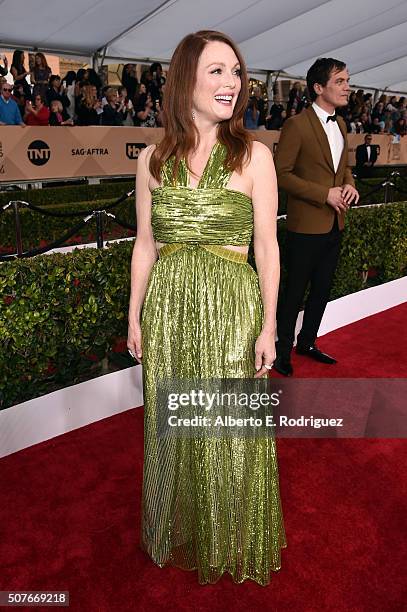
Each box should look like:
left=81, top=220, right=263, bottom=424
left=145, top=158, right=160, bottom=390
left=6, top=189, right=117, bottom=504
left=92, top=47, right=107, bottom=84
left=271, top=71, right=281, bottom=101
left=266, top=71, right=273, bottom=109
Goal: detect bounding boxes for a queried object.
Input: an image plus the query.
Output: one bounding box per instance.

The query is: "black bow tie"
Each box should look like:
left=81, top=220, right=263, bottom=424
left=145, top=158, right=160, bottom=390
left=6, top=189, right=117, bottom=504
left=326, top=114, right=337, bottom=123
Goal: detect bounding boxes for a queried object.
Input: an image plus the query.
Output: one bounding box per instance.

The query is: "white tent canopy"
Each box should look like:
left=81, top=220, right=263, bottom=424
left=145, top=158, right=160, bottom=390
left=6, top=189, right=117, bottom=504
left=1, top=0, right=407, bottom=92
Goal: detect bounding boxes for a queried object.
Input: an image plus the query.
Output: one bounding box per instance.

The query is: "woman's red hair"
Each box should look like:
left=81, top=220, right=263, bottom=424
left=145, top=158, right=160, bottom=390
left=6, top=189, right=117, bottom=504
left=149, top=30, right=252, bottom=182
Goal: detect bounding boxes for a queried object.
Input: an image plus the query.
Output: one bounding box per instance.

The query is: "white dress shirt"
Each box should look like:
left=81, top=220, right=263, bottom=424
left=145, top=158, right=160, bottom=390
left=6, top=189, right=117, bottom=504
left=366, top=145, right=371, bottom=161
left=312, top=102, right=344, bottom=173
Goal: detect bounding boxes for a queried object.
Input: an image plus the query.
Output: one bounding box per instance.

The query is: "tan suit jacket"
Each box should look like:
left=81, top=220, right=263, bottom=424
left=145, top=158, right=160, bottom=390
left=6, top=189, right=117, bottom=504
left=274, top=106, right=355, bottom=233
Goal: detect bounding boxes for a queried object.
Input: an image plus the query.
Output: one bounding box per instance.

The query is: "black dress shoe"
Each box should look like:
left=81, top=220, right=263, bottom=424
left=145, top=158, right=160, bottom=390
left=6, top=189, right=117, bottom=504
left=296, top=344, right=337, bottom=364
left=273, top=355, right=293, bottom=376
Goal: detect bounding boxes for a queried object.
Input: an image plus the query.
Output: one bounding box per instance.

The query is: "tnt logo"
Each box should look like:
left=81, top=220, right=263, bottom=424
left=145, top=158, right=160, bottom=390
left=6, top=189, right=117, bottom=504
left=126, top=143, right=147, bottom=160
left=27, top=140, right=51, bottom=166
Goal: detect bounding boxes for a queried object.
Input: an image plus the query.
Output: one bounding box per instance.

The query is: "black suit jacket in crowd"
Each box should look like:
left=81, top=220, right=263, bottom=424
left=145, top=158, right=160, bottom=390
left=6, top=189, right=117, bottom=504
left=355, top=143, right=378, bottom=167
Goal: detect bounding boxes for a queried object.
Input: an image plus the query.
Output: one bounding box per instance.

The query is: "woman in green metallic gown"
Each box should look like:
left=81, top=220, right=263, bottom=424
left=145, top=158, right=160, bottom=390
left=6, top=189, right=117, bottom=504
left=127, top=30, right=286, bottom=586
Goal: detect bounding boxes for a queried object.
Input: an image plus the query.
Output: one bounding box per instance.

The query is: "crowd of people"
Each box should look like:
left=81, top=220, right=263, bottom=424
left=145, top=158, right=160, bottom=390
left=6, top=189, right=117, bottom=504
left=1, top=50, right=406, bottom=135
left=244, top=81, right=407, bottom=136
left=0, top=51, right=165, bottom=127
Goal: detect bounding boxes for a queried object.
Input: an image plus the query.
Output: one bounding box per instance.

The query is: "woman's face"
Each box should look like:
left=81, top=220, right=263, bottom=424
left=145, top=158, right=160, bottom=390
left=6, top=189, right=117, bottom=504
left=139, top=83, right=146, bottom=95
left=192, top=40, right=241, bottom=124
left=35, top=55, right=41, bottom=66
left=34, top=95, right=42, bottom=107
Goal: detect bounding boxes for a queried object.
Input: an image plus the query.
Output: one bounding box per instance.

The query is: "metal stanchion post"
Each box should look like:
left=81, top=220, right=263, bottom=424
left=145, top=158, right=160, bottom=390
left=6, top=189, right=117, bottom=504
left=95, top=210, right=104, bottom=248
left=12, top=201, right=23, bottom=257
left=389, top=181, right=394, bottom=203
left=390, top=171, right=400, bottom=198
left=383, top=181, right=394, bottom=204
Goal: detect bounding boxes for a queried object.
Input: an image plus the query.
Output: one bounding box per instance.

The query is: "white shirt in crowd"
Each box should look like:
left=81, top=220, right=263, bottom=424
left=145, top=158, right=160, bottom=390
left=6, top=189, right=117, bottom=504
left=366, top=145, right=371, bottom=161
left=312, top=101, right=344, bottom=173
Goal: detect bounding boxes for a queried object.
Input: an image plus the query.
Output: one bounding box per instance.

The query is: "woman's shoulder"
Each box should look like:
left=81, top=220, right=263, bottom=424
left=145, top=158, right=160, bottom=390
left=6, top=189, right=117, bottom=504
left=241, top=140, right=274, bottom=184
left=249, top=140, right=273, bottom=163
left=137, top=144, right=157, bottom=172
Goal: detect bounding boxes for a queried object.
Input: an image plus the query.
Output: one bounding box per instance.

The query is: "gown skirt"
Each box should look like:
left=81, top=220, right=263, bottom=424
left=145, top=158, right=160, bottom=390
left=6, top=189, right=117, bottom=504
left=140, top=242, right=287, bottom=586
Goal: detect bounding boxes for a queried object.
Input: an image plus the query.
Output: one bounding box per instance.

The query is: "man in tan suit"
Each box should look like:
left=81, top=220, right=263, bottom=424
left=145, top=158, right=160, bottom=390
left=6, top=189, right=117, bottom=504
left=274, top=58, right=359, bottom=376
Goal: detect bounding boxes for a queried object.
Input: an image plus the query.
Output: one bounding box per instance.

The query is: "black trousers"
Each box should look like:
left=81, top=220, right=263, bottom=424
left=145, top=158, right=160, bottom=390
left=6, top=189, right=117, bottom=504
left=276, top=217, right=342, bottom=358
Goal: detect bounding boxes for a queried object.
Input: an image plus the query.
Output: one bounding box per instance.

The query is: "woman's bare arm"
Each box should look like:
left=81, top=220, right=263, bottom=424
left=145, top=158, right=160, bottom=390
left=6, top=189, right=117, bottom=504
left=127, top=145, right=158, bottom=360
left=249, top=141, right=280, bottom=376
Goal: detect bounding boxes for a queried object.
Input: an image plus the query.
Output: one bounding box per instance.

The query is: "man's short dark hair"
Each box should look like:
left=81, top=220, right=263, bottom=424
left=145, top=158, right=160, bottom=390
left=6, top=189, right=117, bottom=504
left=306, top=58, right=347, bottom=102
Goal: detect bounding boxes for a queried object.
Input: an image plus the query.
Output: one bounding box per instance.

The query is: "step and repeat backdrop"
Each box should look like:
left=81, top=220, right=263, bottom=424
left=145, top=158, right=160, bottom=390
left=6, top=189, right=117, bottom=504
left=0, top=127, right=405, bottom=182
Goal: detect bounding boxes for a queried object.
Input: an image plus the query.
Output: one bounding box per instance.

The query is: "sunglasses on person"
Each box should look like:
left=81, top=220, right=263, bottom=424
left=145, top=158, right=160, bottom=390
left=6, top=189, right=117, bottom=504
left=2, top=87, right=12, bottom=92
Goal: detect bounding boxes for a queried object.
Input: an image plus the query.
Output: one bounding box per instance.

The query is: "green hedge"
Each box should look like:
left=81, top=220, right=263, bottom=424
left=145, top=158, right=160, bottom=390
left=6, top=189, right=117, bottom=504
left=1, top=202, right=406, bottom=409
left=329, top=202, right=407, bottom=298
left=0, top=242, right=134, bottom=409
left=0, top=180, right=134, bottom=207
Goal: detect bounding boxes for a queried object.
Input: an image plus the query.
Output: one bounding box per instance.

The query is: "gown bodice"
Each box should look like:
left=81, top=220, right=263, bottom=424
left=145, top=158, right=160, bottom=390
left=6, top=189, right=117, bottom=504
left=151, top=142, right=253, bottom=245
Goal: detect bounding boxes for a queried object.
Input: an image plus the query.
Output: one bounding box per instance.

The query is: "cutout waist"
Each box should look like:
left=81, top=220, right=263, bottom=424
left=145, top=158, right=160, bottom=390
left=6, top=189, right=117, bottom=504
left=158, top=243, right=249, bottom=264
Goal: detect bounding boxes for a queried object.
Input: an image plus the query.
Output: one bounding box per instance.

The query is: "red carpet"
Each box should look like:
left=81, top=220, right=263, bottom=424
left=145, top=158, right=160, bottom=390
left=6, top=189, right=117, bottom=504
left=0, top=304, right=406, bottom=611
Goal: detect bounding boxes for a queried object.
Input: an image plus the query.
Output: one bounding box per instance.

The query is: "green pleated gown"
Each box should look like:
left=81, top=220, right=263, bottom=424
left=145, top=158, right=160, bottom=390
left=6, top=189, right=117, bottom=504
left=140, top=141, right=286, bottom=586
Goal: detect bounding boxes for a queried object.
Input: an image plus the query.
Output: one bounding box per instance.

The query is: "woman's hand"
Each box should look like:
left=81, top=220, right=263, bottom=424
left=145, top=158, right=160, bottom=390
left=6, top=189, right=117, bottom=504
left=127, top=319, right=143, bottom=363
left=254, top=328, right=276, bottom=378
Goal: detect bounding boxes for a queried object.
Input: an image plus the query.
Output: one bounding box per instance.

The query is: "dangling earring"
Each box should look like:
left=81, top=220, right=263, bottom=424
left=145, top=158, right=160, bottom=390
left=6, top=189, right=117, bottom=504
left=192, top=109, right=196, bottom=120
